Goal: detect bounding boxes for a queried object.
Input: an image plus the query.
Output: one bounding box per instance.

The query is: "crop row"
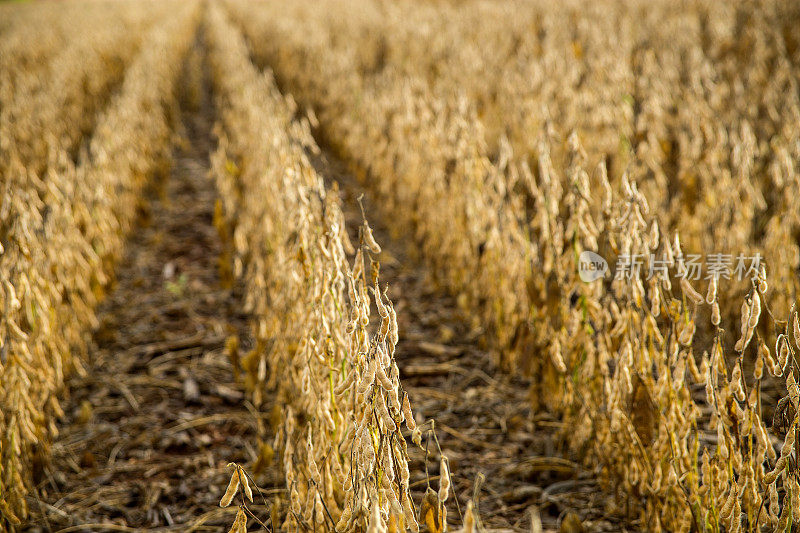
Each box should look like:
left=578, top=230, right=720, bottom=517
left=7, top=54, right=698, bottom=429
left=0, top=3, right=198, bottom=525
left=204, top=4, right=451, bottom=531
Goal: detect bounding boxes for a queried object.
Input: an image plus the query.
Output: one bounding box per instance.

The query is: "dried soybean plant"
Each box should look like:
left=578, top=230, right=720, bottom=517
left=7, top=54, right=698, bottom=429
left=0, top=3, right=198, bottom=526
left=225, top=0, right=532, bottom=371
left=267, top=0, right=800, bottom=319
left=223, top=0, right=800, bottom=529
left=226, top=0, right=800, bottom=359
left=207, top=5, right=450, bottom=531
left=0, top=1, right=165, bottom=180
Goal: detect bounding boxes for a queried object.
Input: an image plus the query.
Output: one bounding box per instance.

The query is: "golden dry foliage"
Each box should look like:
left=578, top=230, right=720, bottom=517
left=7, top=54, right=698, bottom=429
left=0, top=2, right=163, bottom=178
left=0, top=0, right=797, bottom=530
left=223, top=0, right=800, bottom=530
left=0, top=2, right=199, bottom=525
left=227, top=0, right=528, bottom=369
left=0, top=1, right=148, bottom=96
left=206, top=4, right=431, bottom=531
